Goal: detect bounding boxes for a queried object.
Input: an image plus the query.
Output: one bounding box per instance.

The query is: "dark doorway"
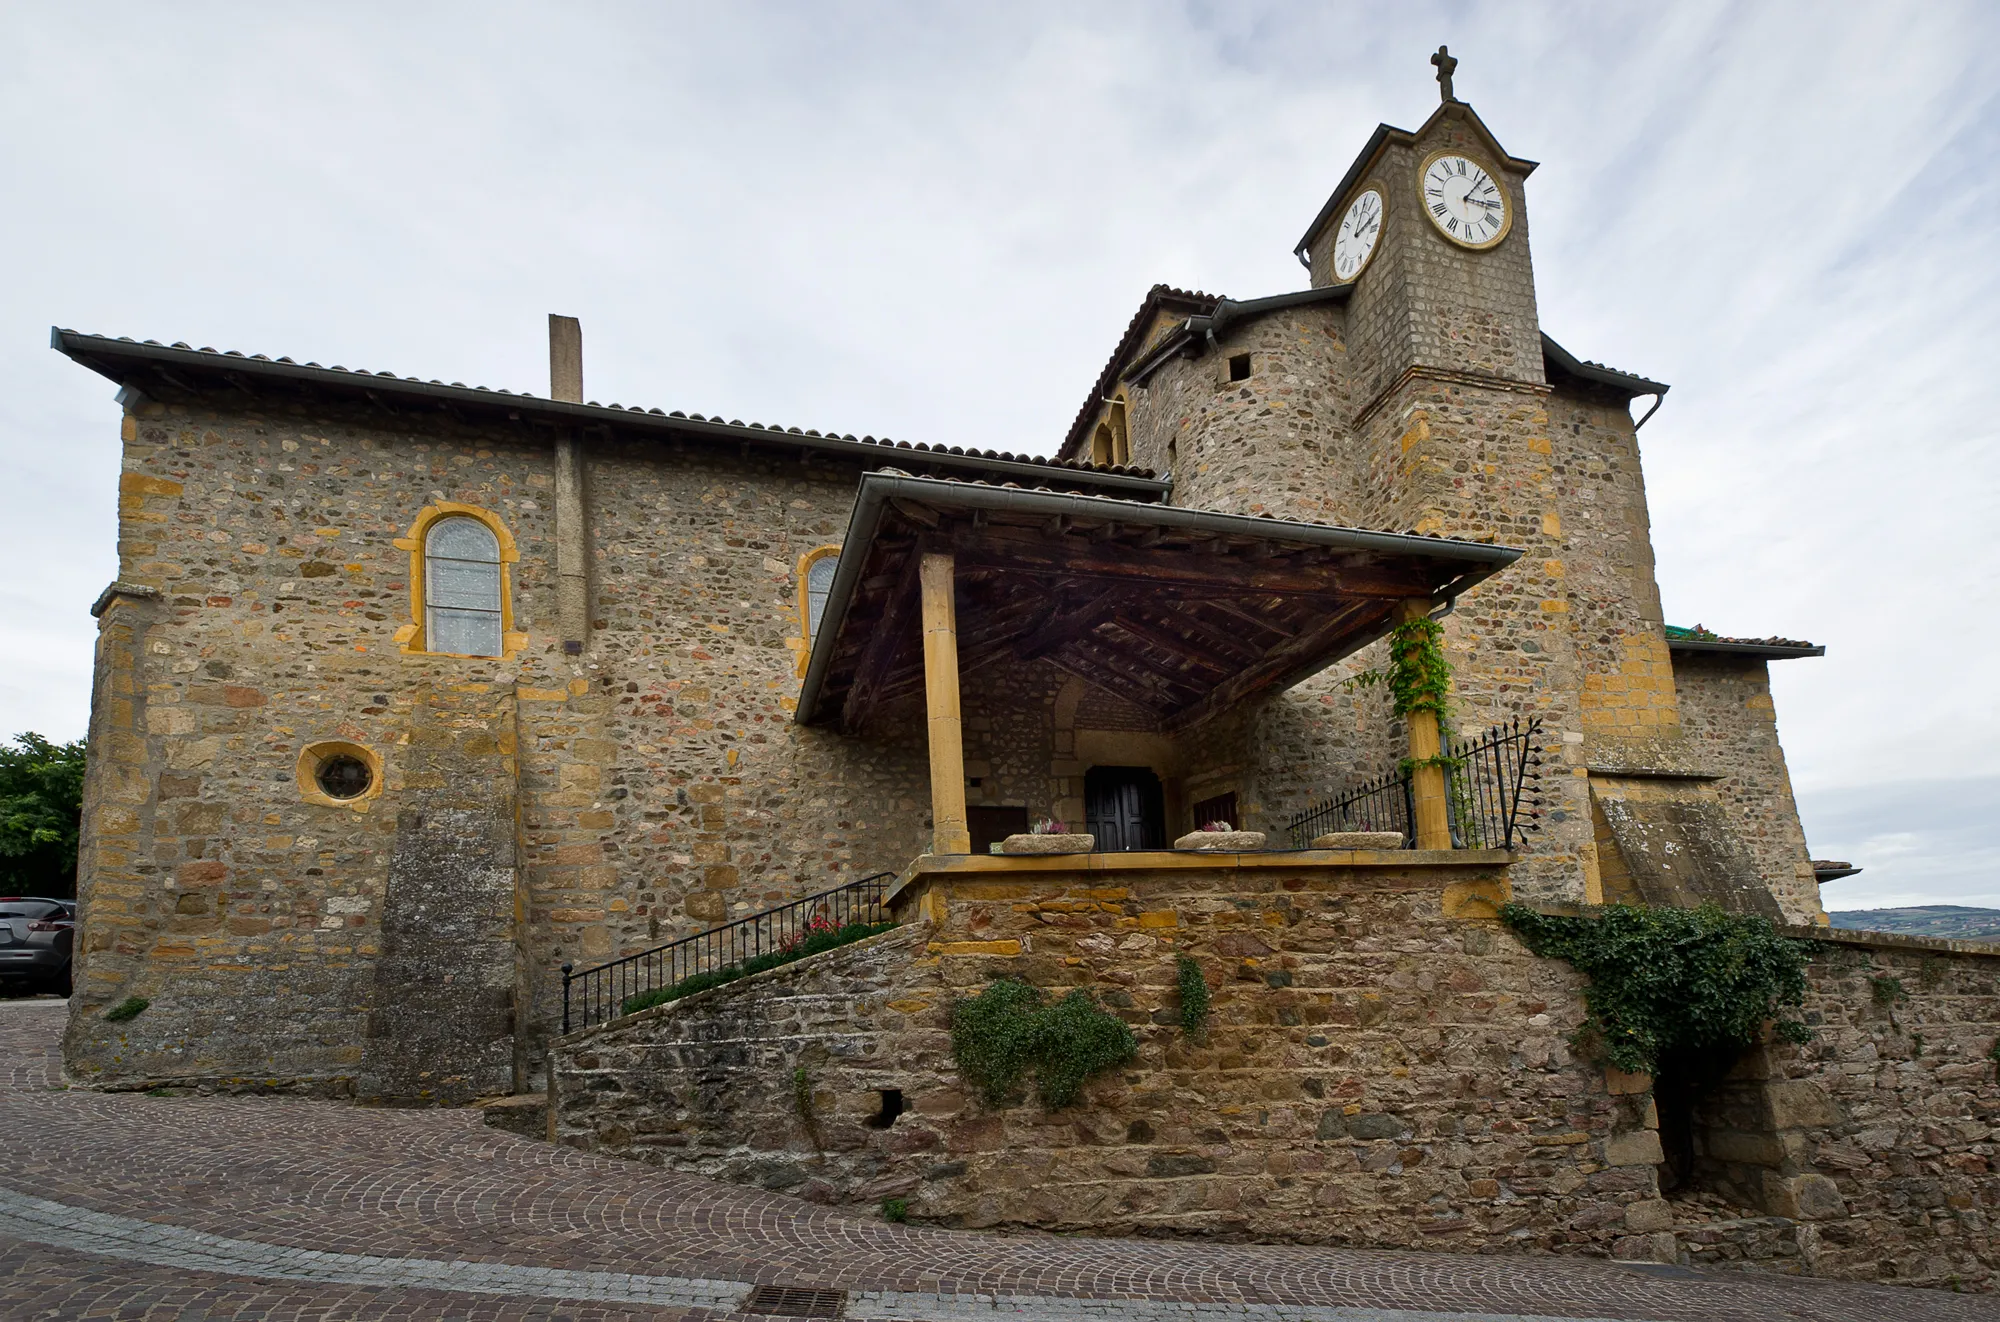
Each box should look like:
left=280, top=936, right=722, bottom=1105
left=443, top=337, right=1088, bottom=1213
left=1085, top=766, right=1166, bottom=851
left=968, top=806, right=1029, bottom=854
left=1653, top=1044, right=1744, bottom=1195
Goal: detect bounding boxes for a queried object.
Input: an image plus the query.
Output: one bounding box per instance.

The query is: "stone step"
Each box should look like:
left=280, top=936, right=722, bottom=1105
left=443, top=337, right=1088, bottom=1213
left=476, top=1092, right=549, bottom=1139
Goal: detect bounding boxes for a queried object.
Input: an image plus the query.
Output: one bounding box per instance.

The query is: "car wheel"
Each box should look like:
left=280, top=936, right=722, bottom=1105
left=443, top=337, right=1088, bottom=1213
left=48, top=965, right=72, bottom=998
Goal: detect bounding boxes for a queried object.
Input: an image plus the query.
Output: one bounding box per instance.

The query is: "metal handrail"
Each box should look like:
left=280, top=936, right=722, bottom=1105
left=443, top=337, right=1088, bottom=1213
left=559, top=871, right=895, bottom=1034
left=1287, top=716, right=1545, bottom=851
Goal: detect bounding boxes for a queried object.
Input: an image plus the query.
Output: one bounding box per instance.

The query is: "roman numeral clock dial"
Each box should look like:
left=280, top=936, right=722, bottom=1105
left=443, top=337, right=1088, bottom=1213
left=1419, top=152, right=1510, bottom=249
left=1330, top=186, right=1384, bottom=282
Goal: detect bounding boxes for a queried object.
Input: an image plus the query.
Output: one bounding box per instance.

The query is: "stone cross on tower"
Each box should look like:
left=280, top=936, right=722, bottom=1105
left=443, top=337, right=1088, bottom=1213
left=1431, top=45, right=1459, bottom=103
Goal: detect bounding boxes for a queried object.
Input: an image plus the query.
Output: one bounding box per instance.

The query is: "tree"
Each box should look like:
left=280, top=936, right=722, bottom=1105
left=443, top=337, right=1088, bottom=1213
left=0, top=734, right=86, bottom=899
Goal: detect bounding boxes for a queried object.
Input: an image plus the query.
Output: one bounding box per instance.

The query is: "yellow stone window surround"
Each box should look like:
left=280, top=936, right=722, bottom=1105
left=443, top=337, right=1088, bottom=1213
left=392, top=501, right=529, bottom=659
left=793, top=543, right=842, bottom=677
left=1089, top=390, right=1133, bottom=466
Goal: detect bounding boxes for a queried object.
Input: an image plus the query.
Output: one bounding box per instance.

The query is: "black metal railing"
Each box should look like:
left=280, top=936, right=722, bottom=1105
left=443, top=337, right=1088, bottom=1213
left=1443, top=716, right=1545, bottom=850
left=1286, top=765, right=1416, bottom=847
left=560, top=871, right=895, bottom=1034
left=1287, top=715, right=1545, bottom=851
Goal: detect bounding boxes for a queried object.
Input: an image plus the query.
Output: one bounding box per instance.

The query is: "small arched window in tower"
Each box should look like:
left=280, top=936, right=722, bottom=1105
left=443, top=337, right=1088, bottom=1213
left=424, top=516, right=504, bottom=656
left=1092, top=396, right=1131, bottom=467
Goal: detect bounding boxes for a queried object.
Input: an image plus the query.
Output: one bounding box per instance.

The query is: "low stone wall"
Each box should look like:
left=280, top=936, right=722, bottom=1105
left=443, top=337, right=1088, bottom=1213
left=1728, top=928, right=2000, bottom=1288
left=552, top=853, right=1693, bottom=1257
left=548, top=858, right=2000, bottom=1285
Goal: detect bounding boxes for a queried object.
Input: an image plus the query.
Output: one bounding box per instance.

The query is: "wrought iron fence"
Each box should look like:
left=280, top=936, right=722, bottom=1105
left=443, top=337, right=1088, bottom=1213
left=560, top=871, right=895, bottom=1034
left=1286, top=715, right=1545, bottom=851
left=1443, top=716, right=1545, bottom=850
left=1285, top=765, right=1415, bottom=848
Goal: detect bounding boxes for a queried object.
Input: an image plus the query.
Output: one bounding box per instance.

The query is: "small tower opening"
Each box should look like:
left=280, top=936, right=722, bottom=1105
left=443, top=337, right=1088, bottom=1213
left=1228, top=353, right=1252, bottom=382
left=865, top=1088, right=906, bottom=1129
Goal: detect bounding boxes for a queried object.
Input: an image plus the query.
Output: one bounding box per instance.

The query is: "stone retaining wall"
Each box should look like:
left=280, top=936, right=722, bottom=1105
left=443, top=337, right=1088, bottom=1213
left=553, top=856, right=1677, bottom=1255
left=549, top=862, right=2000, bottom=1288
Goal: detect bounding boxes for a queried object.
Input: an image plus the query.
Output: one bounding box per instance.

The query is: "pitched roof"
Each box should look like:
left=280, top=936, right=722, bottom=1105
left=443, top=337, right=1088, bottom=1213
left=797, top=471, right=1522, bottom=731
left=1540, top=333, right=1668, bottom=401
left=1057, top=286, right=1222, bottom=461
left=1294, top=101, right=1539, bottom=260
left=51, top=329, right=1169, bottom=500
left=1664, top=624, right=1823, bottom=660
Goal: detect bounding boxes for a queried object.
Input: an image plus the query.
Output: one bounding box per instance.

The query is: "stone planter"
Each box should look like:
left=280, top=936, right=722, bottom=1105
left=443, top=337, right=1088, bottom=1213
left=1173, top=830, right=1266, bottom=852
left=999, top=833, right=1095, bottom=855
left=1310, top=830, right=1406, bottom=850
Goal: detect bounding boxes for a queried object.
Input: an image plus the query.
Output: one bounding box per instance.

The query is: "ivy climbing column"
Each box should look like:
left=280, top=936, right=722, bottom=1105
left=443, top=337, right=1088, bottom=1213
left=1399, top=598, right=1453, bottom=850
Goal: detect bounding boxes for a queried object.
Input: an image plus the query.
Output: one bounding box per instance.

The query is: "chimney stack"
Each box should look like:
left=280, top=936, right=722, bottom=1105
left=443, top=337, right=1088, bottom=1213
left=549, top=314, right=590, bottom=654
left=549, top=314, right=583, bottom=403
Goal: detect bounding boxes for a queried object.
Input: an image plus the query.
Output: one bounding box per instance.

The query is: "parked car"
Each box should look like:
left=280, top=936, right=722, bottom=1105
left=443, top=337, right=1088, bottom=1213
left=0, top=898, right=73, bottom=997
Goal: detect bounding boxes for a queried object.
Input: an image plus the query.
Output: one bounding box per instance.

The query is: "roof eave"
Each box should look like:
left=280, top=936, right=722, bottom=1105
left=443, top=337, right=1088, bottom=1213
left=795, top=473, right=1523, bottom=725
left=1540, top=332, right=1668, bottom=400
left=54, top=329, right=1170, bottom=499
left=1667, top=639, right=1825, bottom=661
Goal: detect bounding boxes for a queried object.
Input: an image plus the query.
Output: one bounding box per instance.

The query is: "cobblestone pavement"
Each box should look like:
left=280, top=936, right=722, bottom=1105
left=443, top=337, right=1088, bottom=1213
left=0, top=1001, right=1986, bottom=1321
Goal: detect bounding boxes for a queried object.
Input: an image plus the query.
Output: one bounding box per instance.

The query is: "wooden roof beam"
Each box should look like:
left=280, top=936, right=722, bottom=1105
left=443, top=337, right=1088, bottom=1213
left=1163, top=600, right=1390, bottom=732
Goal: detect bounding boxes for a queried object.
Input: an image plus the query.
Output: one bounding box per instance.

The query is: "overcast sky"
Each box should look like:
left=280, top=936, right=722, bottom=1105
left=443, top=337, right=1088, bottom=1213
left=2, top=2, right=1994, bottom=909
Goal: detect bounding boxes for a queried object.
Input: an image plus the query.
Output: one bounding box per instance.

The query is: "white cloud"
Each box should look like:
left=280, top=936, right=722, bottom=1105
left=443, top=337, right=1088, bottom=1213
left=1, top=2, right=1994, bottom=900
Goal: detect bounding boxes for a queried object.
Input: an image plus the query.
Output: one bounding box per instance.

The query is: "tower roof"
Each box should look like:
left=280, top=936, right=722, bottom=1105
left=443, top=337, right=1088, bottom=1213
left=1294, top=101, right=1538, bottom=262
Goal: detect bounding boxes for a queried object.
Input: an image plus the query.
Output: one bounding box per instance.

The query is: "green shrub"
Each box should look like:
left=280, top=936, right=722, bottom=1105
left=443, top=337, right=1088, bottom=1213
left=103, top=996, right=149, bottom=1023
left=0, top=733, right=85, bottom=899
left=620, top=920, right=894, bottom=1016
left=792, top=1063, right=821, bottom=1150
left=1868, top=973, right=1906, bottom=1008
left=1499, top=902, right=1813, bottom=1076
left=950, top=978, right=1136, bottom=1109
left=881, top=1197, right=908, bottom=1223
left=1176, top=955, right=1210, bottom=1036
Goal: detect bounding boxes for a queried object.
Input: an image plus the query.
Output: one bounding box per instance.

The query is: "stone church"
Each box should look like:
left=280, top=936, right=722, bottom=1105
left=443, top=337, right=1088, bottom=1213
left=53, top=58, right=1998, bottom=1286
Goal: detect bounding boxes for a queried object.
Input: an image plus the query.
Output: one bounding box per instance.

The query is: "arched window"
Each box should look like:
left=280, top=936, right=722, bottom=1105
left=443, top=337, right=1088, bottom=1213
left=424, top=516, right=503, bottom=656
left=806, top=555, right=838, bottom=638
left=1090, top=396, right=1131, bottom=466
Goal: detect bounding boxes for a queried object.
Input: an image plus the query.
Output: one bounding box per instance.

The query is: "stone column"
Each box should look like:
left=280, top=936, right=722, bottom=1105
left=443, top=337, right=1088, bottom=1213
left=1399, top=598, right=1452, bottom=851
left=919, top=551, right=971, bottom=855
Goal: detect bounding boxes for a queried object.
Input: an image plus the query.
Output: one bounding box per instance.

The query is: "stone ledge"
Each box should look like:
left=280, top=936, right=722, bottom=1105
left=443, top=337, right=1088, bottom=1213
left=1522, top=901, right=2000, bottom=958
left=888, top=848, right=1513, bottom=907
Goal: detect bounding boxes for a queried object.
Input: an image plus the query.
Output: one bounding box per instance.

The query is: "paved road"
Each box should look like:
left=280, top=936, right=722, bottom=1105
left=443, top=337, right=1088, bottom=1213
left=0, top=1000, right=1985, bottom=1321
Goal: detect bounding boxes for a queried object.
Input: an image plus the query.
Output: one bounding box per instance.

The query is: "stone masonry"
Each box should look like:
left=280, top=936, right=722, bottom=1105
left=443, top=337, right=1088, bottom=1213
left=550, top=864, right=2000, bottom=1287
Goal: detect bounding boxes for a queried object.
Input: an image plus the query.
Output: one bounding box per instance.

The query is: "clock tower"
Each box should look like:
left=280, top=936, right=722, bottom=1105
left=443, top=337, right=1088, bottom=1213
left=1059, top=50, right=1821, bottom=920
left=1295, top=55, right=1597, bottom=902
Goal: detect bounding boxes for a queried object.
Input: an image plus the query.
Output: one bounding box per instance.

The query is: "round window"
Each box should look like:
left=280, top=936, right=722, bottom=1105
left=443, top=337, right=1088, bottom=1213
left=315, top=754, right=374, bottom=800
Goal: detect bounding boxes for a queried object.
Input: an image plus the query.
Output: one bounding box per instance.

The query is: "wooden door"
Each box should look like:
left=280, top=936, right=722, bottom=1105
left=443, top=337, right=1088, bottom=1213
left=1085, top=766, right=1166, bottom=851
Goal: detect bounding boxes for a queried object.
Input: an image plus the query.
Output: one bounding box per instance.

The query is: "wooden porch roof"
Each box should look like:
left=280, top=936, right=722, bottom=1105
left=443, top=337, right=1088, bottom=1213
left=795, top=474, right=1522, bottom=734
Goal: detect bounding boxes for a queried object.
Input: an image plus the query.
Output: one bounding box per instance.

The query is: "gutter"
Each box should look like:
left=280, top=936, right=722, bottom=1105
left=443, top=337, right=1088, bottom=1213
left=51, top=329, right=1171, bottom=501
left=794, top=473, right=1522, bottom=724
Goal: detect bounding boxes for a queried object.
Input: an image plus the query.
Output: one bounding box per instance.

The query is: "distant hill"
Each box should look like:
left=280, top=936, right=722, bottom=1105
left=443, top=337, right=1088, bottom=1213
left=1827, top=906, right=2000, bottom=942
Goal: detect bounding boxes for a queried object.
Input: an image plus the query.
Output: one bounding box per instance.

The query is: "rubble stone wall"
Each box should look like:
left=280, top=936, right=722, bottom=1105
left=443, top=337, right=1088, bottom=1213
left=1731, top=928, right=2000, bottom=1287
left=553, top=857, right=1683, bottom=1255
left=550, top=871, right=2000, bottom=1287
left=1671, top=651, right=1823, bottom=924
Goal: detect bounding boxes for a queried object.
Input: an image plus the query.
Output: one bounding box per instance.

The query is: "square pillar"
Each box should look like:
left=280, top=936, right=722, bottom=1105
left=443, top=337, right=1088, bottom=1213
left=920, top=552, right=971, bottom=855
left=1399, top=598, right=1453, bottom=851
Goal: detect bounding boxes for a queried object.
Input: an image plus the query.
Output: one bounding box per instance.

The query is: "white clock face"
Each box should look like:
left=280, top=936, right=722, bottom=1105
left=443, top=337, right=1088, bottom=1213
left=1330, top=187, right=1384, bottom=282
left=1420, top=153, right=1509, bottom=248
